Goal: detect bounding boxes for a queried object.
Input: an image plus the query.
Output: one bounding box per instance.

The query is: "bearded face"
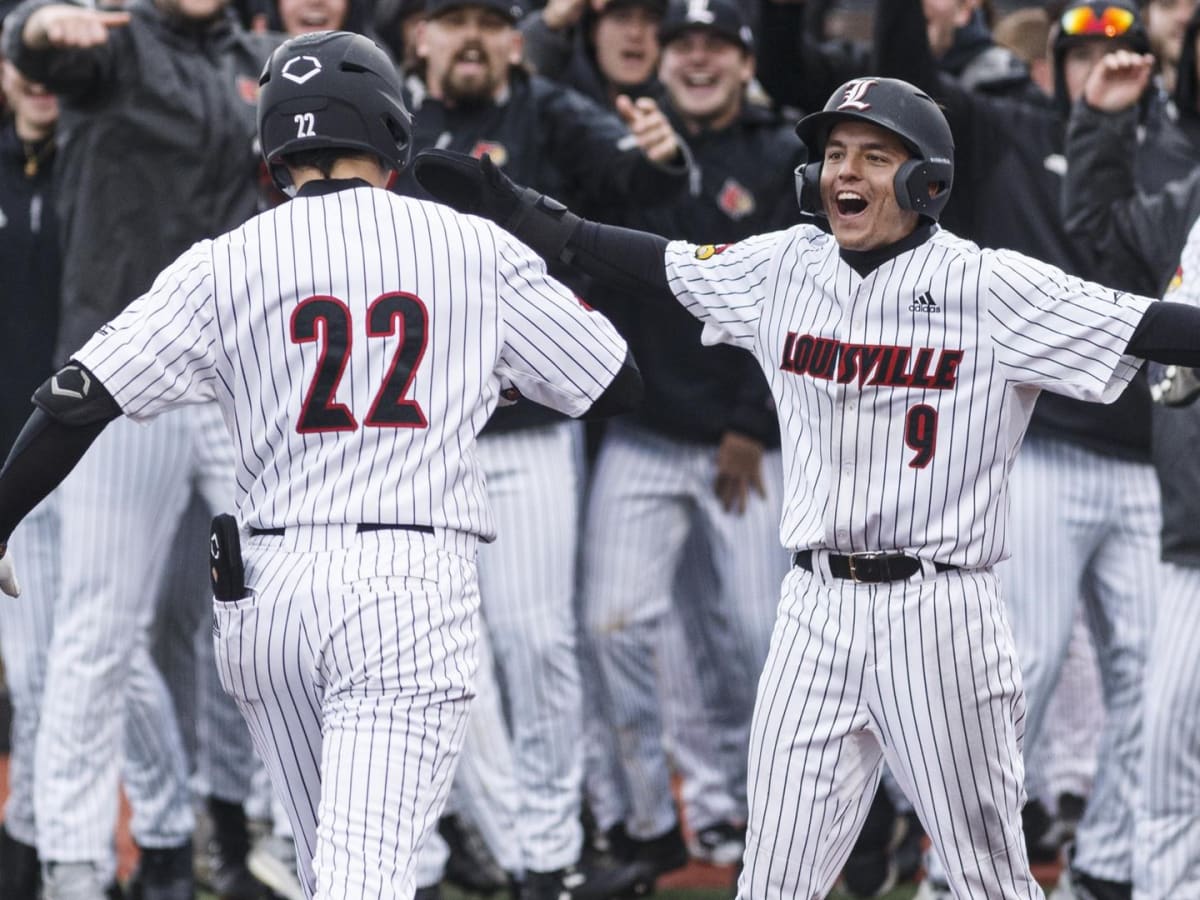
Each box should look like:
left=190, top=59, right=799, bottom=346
left=418, top=6, right=522, bottom=106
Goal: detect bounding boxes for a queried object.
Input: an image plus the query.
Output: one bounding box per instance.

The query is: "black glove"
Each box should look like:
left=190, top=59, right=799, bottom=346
left=412, top=149, right=581, bottom=262
left=412, top=149, right=523, bottom=223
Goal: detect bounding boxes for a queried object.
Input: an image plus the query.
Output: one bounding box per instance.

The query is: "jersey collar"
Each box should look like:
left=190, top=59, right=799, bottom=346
left=295, top=178, right=374, bottom=197
left=838, top=223, right=936, bottom=277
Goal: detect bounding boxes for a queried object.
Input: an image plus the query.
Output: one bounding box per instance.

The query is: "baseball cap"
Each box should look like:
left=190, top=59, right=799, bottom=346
left=1052, top=0, right=1149, bottom=52
left=658, top=0, right=753, bottom=52
left=425, top=0, right=524, bottom=22
left=599, top=0, right=668, bottom=18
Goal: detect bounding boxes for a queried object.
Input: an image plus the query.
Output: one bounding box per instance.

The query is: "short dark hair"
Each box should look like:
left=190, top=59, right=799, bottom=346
left=279, top=147, right=384, bottom=177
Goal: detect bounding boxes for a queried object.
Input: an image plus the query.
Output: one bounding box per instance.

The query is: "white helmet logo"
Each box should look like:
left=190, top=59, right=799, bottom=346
left=837, top=78, right=879, bottom=112
left=282, top=56, right=322, bottom=85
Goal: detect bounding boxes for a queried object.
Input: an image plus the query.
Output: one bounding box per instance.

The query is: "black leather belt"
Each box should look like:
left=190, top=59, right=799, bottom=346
left=792, top=550, right=956, bottom=583
left=249, top=524, right=435, bottom=537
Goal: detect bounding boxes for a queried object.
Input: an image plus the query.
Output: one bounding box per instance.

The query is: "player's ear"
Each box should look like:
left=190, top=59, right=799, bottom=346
left=739, top=51, right=754, bottom=85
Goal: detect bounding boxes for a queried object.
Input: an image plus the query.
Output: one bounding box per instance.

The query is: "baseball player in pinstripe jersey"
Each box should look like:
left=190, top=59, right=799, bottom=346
left=0, top=29, right=640, bottom=900
left=1061, top=47, right=1200, bottom=900
left=411, top=75, right=1200, bottom=899
left=396, top=8, right=688, bottom=891
left=3, top=0, right=282, bottom=895
left=573, top=0, right=793, bottom=878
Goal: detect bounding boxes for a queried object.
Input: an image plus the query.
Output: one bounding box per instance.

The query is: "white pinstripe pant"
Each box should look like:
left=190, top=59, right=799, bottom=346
left=475, top=422, right=586, bottom=871
left=439, top=626, right=523, bottom=875
left=663, top=535, right=751, bottom=832
left=34, top=405, right=234, bottom=861
left=738, top=563, right=1042, bottom=900
left=152, top=494, right=259, bottom=804
left=580, top=422, right=787, bottom=840
left=1028, top=611, right=1103, bottom=807
left=1134, top=563, right=1200, bottom=900
left=0, top=495, right=58, bottom=848
left=214, top=525, right=480, bottom=899
left=997, top=434, right=1158, bottom=881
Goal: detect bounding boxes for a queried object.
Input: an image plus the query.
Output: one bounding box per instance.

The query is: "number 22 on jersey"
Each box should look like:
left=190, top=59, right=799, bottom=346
left=290, top=292, right=429, bottom=433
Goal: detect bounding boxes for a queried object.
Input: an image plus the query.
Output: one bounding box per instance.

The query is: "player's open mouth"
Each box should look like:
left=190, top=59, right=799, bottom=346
left=835, top=192, right=867, bottom=216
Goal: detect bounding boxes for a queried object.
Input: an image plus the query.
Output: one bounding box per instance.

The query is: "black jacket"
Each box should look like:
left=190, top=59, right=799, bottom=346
left=1063, top=101, right=1200, bottom=566
left=876, top=0, right=1197, bottom=461
left=518, top=7, right=660, bottom=109
left=0, top=121, right=59, bottom=454
left=3, top=0, right=281, bottom=364
left=754, top=0, right=865, bottom=116
left=592, top=103, right=801, bottom=447
left=395, top=68, right=689, bottom=433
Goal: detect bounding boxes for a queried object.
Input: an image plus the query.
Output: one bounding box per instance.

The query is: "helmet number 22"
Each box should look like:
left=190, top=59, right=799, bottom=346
left=293, top=113, right=316, bottom=138
left=290, top=293, right=429, bottom=433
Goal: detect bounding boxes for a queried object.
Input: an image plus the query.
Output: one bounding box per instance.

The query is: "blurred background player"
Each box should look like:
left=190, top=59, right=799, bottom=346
left=394, top=2, right=687, bottom=894
left=1, top=0, right=280, bottom=895
left=573, top=0, right=793, bottom=890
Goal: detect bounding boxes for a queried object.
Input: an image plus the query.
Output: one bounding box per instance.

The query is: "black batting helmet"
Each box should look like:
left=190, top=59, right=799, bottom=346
left=258, top=30, right=413, bottom=191
left=793, top=77, right=954, bottom=223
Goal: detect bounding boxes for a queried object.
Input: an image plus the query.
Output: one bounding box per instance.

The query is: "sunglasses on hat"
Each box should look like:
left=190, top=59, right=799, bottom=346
left=1059, top=4, right=1136, bottom=38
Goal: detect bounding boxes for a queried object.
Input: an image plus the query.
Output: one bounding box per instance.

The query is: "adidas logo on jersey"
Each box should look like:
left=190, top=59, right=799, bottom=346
left=909, top=291, right=940, bottom=314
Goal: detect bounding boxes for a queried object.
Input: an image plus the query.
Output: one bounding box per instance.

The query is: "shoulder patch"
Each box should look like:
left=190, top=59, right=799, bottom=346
left=695, top=243, right=732, bottom=260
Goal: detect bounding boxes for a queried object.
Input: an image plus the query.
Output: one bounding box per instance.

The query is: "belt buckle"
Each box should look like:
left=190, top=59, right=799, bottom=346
left=847, top=551, right=891, bottom=583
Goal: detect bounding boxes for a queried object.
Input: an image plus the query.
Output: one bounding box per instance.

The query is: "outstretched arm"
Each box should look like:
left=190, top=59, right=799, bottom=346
left=0, top=363, right=122, bottom=594
left=3, top=0, right=130, bottom=97
left=414, top=149, right=674, bottom=300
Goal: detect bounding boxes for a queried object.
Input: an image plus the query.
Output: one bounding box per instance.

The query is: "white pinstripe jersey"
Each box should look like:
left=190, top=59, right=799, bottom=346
left=73, top=184, right=628, bottom=540
left=665, top=225, right=1152, bottom=567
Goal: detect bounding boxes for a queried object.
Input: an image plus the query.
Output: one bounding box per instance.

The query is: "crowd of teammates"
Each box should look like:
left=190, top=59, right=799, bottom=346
left=1, top=0, right=1200, bottom=897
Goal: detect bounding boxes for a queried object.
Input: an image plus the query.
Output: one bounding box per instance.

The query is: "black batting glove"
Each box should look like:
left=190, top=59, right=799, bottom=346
left=412, top=150, right=522, bottom=223
left=412, top=150, right=582, bottom=263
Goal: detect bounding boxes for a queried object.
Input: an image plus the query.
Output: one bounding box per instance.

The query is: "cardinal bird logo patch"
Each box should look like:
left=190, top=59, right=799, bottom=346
left=1168, top=265, right=1184, bottom=293
left=695, top=243, right=733, bottom=260
left=717, top=178, right=755, bottom=220
left=470, top=141, right=508, bottom=167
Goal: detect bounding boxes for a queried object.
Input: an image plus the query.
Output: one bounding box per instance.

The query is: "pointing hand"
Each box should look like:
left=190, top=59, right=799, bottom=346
left=25, top=4, right=132, bottom=50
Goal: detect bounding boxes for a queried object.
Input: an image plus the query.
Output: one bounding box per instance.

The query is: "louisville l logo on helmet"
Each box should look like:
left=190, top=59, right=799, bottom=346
left=686, top=0, right=715, bottom=24
left=282, top=55, right=322, bottom=85
left=837, top=78, right=879, bottom=111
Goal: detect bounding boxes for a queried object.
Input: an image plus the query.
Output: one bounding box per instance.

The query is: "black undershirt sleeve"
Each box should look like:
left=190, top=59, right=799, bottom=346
left=0, top=409, right=115, bottom=543
left=0, top=366, right=122, bottom=544
left=580, top=349, right=643, bottom=420
left=1126, top=301, right=1200, bottom=365
left=565, top=221, right=674, bottom=302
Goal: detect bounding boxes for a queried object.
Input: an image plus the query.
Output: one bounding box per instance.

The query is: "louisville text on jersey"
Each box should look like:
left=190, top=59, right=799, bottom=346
left=779, top=332, right=965, bottom=390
